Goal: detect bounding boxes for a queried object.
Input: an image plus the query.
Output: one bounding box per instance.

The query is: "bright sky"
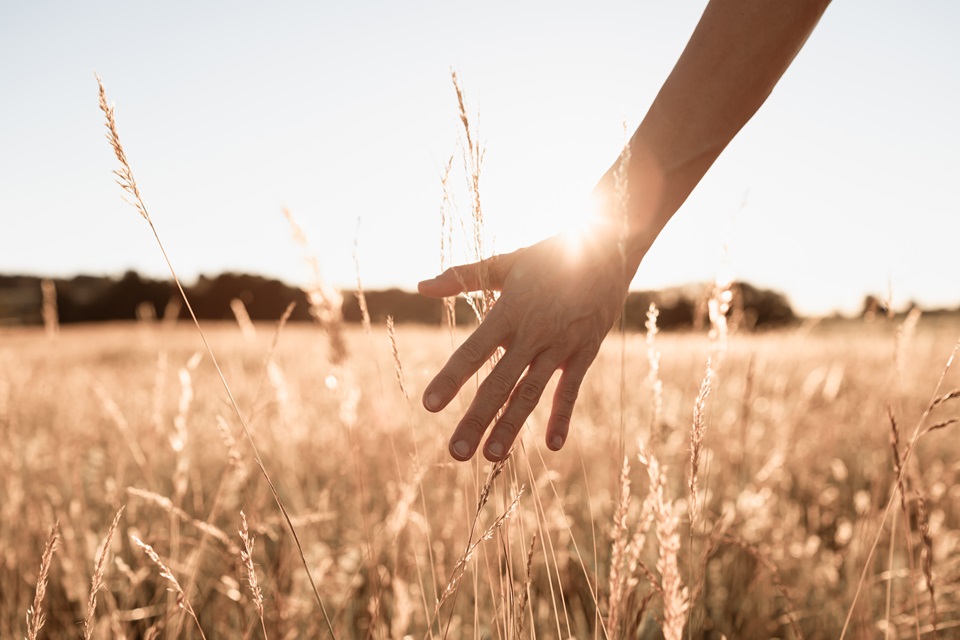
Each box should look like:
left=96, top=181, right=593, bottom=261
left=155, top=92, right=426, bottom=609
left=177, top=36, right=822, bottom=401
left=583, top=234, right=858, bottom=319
left=1, top=1, right=958, bottom=316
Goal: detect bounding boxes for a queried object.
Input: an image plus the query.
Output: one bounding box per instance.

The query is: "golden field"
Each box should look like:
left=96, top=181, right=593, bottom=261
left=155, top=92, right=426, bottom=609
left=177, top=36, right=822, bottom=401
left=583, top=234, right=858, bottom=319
left=2, top=314, right=959, bottom=639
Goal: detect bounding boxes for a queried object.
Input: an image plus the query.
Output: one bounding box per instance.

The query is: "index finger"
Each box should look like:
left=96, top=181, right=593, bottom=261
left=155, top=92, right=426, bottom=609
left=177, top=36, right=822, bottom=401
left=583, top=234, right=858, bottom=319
left=422, top=302, right=516, bottom=412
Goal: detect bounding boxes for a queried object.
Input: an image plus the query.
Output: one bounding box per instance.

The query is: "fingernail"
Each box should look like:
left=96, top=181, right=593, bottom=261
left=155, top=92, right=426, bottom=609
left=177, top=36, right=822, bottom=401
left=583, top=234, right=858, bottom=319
left=487, top=441, right=504, bottom=459
left=425, top=392, right=442, bottom=411
left=550, top=436, right=564, bottom=451
left=452, top=440, right=471, bottom=459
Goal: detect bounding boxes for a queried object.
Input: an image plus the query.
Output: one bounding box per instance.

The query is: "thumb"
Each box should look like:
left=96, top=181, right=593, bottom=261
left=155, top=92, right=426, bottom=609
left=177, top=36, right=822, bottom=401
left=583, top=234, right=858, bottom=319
left=418, top=252, right=516, bottom=298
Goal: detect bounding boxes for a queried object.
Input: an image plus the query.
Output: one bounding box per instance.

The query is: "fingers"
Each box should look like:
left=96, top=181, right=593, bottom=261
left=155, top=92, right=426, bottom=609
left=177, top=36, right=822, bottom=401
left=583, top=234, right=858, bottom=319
left=545, top=349, right=596, bottom=452
left=421, top=301, right=517, bottom=413
left=447, top=349, right=535, bottom=461
left=482, top=353, right=561, bottom=461
left=418, top=252, right=515, bottom=298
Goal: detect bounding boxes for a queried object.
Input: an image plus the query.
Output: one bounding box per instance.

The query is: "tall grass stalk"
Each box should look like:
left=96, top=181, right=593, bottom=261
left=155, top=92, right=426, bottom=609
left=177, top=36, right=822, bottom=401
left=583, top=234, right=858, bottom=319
left=26, top=521, right=60, bottom=640
left=239, top=510, right=268, bottom=640
left=83, top=507, right=124, bottom=640
left=96, top=74, right=337, bottom=638
left=840, top=335, right=960, bottom=639
left=131, top=534, right=207, bottom=640
left=40, top=279, right=59, bottom=339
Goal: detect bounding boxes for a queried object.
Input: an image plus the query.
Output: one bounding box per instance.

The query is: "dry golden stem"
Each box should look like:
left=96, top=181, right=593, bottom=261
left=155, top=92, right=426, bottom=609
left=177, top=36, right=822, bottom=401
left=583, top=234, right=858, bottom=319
left=387, top=316, right=409, bottom=402
left=688, top=361, right=713, bottom=527
left=96, top=74, right=336, bottom=638
left=26, top=521, right=60, bottom=640
left=131, top=534, right=207, bottom=640
left=40, top=279, right=59, bottom=338
left=230, top=299, right=257, bottom=341
left=607, top=455, right=631, bottom=636
left=353, top=218, right=372, bottom=334
left=239, top=511, right=268, bottom=639
left=916, top=493, right=939, bottom=639
left=84, top=507, right=125, bottom=640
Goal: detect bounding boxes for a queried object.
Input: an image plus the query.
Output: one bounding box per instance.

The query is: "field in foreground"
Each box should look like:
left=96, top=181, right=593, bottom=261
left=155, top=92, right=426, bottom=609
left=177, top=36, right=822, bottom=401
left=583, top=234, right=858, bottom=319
left=2, top=316, right=960, bottom=639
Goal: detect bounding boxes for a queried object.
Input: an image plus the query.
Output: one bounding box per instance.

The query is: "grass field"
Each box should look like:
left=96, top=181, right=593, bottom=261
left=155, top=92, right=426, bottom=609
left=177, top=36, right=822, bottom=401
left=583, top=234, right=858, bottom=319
left=7, top=72, right=953, bottom=639
left=3, top=313, right=959, bottom=639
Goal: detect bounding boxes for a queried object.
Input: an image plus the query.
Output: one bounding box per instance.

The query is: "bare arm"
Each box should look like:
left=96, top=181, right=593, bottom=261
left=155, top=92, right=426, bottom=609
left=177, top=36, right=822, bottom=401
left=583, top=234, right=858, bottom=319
left=606, top=0, right=830, bottom=270
left=419, top=0, right=831, bottom=462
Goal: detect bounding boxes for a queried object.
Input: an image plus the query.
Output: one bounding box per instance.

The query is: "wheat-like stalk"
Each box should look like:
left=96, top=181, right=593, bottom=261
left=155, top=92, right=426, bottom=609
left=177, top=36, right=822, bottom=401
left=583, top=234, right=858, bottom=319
left=707, top=273, right=733, bottom=370
left=40, top=279, right=59, bottom=339
left=125, top=487, right=239, bottom=554
left=230, top=298, right=258, bottom=341
left=171, top=355, right=200, bottom=502
left=352, top=218, right=372, bottom=334
left=916, top=492, right=939, bottom=638
left=638, top=445, right=689, bottom=640
left=607, top=455, right=631, bottom=636
left=888, top=407, right=909, bottom=515
left=84, top=506, right=125, bottom=640
left=655, top=500, right=688, bottom=640
left=131, top=534, right=207, bottom=639
left=921, top=418, right=960, bottom=436
left=895, top=306, right=923, bottom=375
left=450, top=72, right=482, bottom=259
left=718, top=536, right=804, bottom=640
left=450, top=71, right=499, bottom=320
left=688, top=361, right=713, bottom=526
left=841, top=336, right=960, bottom=639
left=515, top=533, right=537, bottom=638
left=216, top=415, right=244, bottom=471
left=26, top=521, right=60, bottom=640
left=91, top=380, right=153, bottom=484
left=282, top=207, right=347, bottom=364
left=645, top=304, right=663, bottom=444
left=386, top=316, right=409, bottom=402
left=239, top=510, right=268, bottom=639
left=438, top=156, right=457, bottom=336
left=96, top=74, right=336, bottom=637
left=931, top=389, right=960, bottom=409
left=436, top=487, right=524, bottom=611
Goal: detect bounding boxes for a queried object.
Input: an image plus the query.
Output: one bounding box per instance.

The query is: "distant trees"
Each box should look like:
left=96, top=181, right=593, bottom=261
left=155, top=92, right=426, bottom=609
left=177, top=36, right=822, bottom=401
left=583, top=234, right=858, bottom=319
left=1, top=271, right=799, bottom=330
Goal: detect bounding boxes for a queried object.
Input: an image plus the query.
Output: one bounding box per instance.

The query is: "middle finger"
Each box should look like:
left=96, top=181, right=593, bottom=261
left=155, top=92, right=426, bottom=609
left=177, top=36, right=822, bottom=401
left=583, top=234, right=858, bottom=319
left=448, top=346, right=535, bottom=461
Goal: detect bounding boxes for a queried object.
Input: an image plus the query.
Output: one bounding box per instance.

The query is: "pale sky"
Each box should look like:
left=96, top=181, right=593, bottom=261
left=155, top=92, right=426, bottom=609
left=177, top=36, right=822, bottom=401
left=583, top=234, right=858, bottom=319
left=1, top=1, right=958, bottom=316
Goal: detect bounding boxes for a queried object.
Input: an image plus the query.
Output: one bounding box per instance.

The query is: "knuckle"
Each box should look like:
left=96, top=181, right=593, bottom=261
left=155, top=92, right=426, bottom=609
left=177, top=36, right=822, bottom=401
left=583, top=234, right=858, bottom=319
left=515, top=380, right=543, bottom=405
left=458, top=415, right=488, bottom=437
left=494, top=418, right=522, bottom=439
left=482, top=372, right=515, bottom=398
left=456, top=340, right=486, bottom=367
left=430, top=370, right=462, bottom=397
left=556, top=384, right=580, bottom=407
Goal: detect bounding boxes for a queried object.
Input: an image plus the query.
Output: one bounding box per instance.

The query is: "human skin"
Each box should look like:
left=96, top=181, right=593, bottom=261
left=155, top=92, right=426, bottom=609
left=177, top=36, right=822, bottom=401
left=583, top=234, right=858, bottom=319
left=418, top=0, right=832, bottom=462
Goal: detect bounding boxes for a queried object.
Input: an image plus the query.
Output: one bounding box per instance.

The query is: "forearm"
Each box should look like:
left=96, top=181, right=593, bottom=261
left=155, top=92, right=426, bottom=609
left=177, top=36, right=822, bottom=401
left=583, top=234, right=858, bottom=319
left=599, top=0, right=830, bottom=270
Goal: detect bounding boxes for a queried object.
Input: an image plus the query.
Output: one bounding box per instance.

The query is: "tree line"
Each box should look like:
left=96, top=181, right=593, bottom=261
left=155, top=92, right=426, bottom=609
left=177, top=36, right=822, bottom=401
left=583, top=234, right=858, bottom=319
left=0, top=271, right=800, bottom=330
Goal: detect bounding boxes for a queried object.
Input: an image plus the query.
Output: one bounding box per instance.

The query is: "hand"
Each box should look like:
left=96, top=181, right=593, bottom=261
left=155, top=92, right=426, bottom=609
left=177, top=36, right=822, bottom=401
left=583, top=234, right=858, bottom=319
left=418, top=225, right=636, bottom=462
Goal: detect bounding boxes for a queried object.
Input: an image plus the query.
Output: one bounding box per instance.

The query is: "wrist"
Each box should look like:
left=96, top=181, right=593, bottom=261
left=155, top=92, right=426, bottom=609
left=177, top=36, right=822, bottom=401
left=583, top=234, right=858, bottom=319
left=592, top=146, right=666, bottom=274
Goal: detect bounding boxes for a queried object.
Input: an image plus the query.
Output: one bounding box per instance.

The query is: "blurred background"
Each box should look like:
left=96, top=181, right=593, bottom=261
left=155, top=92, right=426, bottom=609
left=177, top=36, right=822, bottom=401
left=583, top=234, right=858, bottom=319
left=1, top=0, right=958, bottom=319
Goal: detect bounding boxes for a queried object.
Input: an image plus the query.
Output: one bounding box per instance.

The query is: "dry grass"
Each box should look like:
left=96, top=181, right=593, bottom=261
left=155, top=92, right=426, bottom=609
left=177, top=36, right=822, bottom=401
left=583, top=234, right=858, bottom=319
left=4, top=318, right=960, bottom=638
left=3, top=74, right=959, bottom=640
left=25, top=521, right=59, bottom=640
left=83, top=506, right=123, bottom=640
